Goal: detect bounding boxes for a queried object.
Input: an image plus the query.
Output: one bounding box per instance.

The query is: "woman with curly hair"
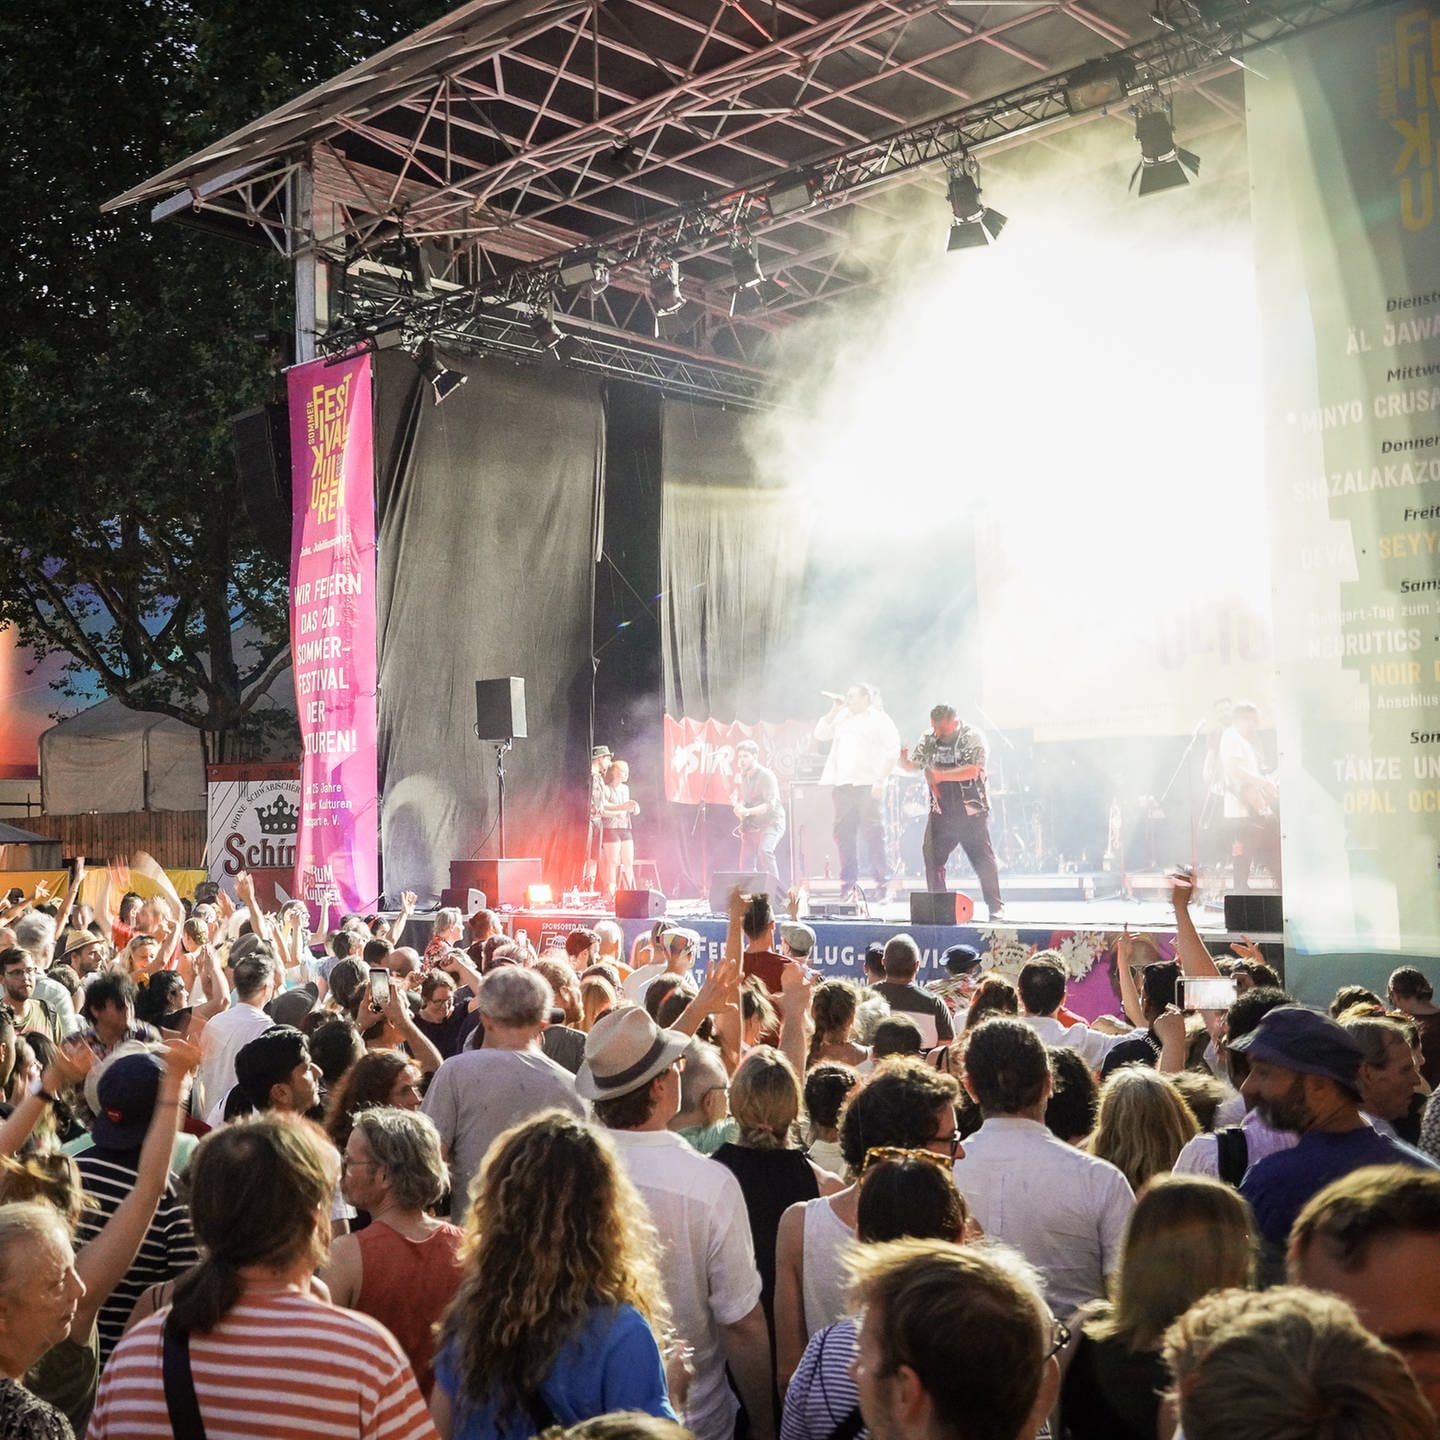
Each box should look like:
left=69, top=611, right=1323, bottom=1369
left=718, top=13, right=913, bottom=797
left=326, top=1050, right=427, bottom=1151
left=1085, top=1065, right=1198, bottom=1193
left=431, top=1109, right=677, bottom=1440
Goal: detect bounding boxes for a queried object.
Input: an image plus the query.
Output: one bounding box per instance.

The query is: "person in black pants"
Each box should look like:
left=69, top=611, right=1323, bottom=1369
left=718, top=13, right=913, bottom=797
left=900, top=704, right=1003, bottom=922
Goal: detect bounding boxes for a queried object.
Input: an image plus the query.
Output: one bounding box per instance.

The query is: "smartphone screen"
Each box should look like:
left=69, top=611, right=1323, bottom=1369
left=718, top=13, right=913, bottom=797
left=1181, top=975, right=1238, bottom=1011
left=368, top=967, right=391, bottom=1009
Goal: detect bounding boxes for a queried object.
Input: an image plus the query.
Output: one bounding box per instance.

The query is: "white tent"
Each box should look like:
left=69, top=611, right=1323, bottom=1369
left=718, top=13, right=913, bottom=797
left=39, top=664, right=298, bottom=815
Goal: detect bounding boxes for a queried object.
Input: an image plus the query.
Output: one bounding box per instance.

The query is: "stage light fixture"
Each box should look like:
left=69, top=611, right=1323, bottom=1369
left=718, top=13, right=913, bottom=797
left=1131, top=103, right=1200, bottom=195
left=730, top=243, right=764, bottom=290
left=525, top=883, right=554, bottom=906
left=557, top=250, right=610, bottom=289
left=364, top=315, right=407, bottom=351
left=946, top=163, right=1006, bottom=249
left=649, top=259, right=686, bottom=317
left=528, top=310, right=565, bottom=351
left=765, top=175, right=814, bottom=219
left=418, top=343, right=467, bottom=406
left=1063, top=56, right=1136, bottom=112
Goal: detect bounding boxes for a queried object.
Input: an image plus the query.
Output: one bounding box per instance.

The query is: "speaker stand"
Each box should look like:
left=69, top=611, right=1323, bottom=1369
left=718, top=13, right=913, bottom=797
left=494, top=738, right=513, bottom=858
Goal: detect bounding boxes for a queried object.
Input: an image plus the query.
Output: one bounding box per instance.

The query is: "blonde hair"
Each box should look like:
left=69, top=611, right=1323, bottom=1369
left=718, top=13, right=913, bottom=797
left=731, top=1047, right=801, bottom=1150
left=0, top=1154, right=87, bottom=1228
left=579, top=975, right=617, bottom=1033
left=1087, top=1174, right=1255, bottom=1350
left=442, top=1111, right=669, bottom=1423
left=1163, top=1286, right=1435, bottom=1440
left=1086, top=1065, right=1197, bottom=1191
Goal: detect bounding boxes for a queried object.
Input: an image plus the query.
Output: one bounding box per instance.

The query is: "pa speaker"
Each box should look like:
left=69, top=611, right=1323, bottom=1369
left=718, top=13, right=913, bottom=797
left=1223, top=893, right=1283, bottom=934
left=909, top=891, right=975, bottom=925
left=709, top=871, right=781, bottom=914
left=232, top=404, right=292, bottom=564
left=616, top=888, right=667, bottom=918
left=475, top=677, right=527, bottom=740
left=450, top=858, right=541, bottom=908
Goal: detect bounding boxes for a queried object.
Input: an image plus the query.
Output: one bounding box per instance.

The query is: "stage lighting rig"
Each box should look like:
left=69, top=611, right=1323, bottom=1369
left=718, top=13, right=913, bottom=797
left=528, top=309, right=565, bottom=351
left=1130, top=95, right=1200, bottom=195
left=557, top=250, right=612, bottom=295
left=729, top=243, right=764, bottom=291
left=764, top=174, right=815, bottom=220
left=418, top=342, right=467, bottom=405
left=946, top=158, right=1006, bottom=250
left=649, top=259, right=686, bottom=318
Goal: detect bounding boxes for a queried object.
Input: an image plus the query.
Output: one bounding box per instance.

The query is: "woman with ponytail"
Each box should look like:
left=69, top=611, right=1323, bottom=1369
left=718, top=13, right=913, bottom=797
left=88, top=1115, right=437, bottom=1439
left=712, top=1048, right=842, bottom=1413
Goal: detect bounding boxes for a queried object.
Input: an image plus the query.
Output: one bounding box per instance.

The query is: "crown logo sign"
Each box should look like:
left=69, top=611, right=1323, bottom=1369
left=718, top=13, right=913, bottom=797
left=256, top=796, right=300, bottom=835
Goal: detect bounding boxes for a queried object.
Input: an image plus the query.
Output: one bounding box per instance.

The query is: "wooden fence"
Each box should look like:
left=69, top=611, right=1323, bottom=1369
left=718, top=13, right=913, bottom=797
left=22, top=812, right=207, bottom=869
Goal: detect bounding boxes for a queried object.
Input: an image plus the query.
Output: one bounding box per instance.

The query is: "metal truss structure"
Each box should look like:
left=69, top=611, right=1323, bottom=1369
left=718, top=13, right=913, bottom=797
left=108, top=0, right=1387, bottom=402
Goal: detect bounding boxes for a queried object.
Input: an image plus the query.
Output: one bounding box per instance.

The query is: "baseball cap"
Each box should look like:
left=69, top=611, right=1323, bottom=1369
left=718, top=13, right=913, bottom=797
left=592, top=745, right=613, bottom=760
left=780, top=921, right=816, bottom=958
left=1227, top=1004, right=1364, bottom=1089
left=90, top=1048, right=166, bottom=1149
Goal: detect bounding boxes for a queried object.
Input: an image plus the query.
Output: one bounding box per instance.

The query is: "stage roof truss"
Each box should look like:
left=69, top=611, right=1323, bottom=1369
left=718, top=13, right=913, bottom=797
left=107, top=0, right=1390, bottom=398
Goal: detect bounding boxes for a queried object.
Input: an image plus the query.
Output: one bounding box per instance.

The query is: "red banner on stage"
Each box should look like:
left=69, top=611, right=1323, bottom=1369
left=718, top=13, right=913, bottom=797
left=664, top=714, right=816, bottom=805
left=287, top=353, right=379, bottom=922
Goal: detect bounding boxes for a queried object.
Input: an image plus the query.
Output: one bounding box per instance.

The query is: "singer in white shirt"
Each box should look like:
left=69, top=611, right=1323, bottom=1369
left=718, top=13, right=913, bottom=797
left=813, top=683, right=900, bottom=894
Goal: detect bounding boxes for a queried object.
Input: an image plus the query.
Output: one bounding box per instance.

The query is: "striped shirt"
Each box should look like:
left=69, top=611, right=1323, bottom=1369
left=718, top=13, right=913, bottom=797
left=73, top=1151, right=199, bottom=1365
left=87, top=1289, right=439, bottom=1440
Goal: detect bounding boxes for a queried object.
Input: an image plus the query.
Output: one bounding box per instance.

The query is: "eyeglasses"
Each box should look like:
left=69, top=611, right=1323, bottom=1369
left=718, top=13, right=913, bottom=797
left=1045, top=1318, right=1071, bottom=1361
left=861, top=1146, right=955, bottom=1176
left=341, top=1155, right=382, bottom=1172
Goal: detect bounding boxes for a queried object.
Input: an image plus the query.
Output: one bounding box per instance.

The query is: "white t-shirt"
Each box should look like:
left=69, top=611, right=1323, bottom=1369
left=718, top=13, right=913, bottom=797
left=814, top=707, right=901, bottom=788
left=607, top=1128, right=763, bottom=1440
left=195, top=1001, right=275, bottom=1116
left=1220, top=727, right=1265, bottom=818
left=1020, top=1013, right=1134, bottom=1071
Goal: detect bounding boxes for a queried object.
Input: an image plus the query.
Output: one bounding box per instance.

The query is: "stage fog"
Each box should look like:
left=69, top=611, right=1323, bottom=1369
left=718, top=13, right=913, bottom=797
left=736, top=112, right=1272, bottom=874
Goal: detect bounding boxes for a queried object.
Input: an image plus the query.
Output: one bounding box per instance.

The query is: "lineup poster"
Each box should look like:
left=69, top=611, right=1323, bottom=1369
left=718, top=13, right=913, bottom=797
left=1250, top=4, right=1440, bottom=959
left=286, top=353, right=379, bottom=923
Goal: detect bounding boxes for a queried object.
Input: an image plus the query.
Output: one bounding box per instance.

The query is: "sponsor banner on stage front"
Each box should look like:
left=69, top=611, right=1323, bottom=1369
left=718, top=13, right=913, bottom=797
left=1249, top=6, right=1440, bottom=957
left=287, top=353, right=379, bottom=923
left=663, top=714, right=815, bottom=804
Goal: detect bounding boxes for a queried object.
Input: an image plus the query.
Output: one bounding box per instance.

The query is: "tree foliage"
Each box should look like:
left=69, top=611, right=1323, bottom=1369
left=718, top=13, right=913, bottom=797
left=0, top=0, right=446, bottom=757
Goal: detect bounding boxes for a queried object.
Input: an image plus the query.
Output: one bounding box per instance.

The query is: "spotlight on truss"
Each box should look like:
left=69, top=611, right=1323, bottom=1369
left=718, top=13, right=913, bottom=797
left=1063, top=56, right=1136, bottom=112
left=764, top=174, right=814, bottom=219
left=946, top=164, right=1006, bottom=250
left=528, top=310, right=565, bottom=352
left=418, top=343, right=467, bottom=406
left=557, top=251, right=611, bottom=290
left=1131, top=104, right=1200, bottom=195
left=363, top=315, right=408, bottom=352
left=730, top=244, right=764, bottom=291
left=649, top=259, right=686, bottom=317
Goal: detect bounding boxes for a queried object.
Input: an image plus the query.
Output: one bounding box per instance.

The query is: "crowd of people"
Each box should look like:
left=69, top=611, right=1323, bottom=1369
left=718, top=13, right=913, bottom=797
left=0, top=863, right=1437, bottom=1440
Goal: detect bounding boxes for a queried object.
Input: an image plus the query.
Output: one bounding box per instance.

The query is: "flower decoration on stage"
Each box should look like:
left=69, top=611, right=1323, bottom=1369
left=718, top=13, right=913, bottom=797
left=980, top=929, right=1031, bottom=978
left=1054, top=932, right=1107, bottom=981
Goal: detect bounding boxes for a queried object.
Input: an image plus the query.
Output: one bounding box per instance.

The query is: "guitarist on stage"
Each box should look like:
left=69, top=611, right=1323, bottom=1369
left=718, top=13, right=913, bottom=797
left=900, top=704, right=1004, bottom=922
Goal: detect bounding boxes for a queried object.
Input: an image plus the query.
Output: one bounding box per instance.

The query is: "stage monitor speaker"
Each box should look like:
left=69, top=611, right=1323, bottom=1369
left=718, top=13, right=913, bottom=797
left=616, top=888, right=667, bottom=919
left=231, top=405, right=292, bottom=564
left=475, top=677, right=527, bottom=740
left=709, top=871, right=782, bottom=914
left=1223, top=892, right=1284, bottom=934
left=904, top=892, right=961, bottom=927
left=449, top=857, right=542, bottom=908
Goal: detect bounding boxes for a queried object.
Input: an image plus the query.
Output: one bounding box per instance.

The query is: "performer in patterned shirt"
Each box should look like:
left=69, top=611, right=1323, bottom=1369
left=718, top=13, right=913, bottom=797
left=899, top=704, right=1004, bottom=921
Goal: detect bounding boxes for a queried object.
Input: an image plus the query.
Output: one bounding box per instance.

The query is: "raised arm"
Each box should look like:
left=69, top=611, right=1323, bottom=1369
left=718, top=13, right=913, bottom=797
left=1170, top=871, right=1222, bottom=978
left=381, top=987, right=444, bottom=1074
left=52, top=857, right=85, bottom=936
left=388, top=890, right=417, bottom=948
left=1114, top=929, right=1147, bottom=1030
left=191, top=943, right=231, bottom=1023
left=0, top=1038, right=92, bottom=1157
left=71, top=1040, right=199, bottom=1338
left=234, top=870, right=272, bottom=945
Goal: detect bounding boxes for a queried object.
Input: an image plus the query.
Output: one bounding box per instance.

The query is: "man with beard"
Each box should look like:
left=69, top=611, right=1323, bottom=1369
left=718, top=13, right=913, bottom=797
left=1230, top=1005, right=1437, bottom=1278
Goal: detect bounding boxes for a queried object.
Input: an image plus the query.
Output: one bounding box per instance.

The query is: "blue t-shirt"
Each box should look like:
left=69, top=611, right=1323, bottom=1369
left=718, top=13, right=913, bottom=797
left=1242, top=1124, right=1438, bottom=1248
left=434, top=1302, right=676, bottom=1440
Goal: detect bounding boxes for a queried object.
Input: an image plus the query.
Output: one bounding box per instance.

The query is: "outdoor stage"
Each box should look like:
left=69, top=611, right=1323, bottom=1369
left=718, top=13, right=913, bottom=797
left=502, top=881, right=1284, bottom=1020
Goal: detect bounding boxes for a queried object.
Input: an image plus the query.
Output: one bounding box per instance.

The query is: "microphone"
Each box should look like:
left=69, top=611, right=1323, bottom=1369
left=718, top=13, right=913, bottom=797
left=821, top=690, right=844, bottom=702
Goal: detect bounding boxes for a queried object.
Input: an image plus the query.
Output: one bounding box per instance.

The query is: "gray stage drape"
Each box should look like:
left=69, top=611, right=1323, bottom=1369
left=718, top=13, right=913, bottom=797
left=660, top=402, right=810, bottom=722
left=374, top=353, right=603, bottom=900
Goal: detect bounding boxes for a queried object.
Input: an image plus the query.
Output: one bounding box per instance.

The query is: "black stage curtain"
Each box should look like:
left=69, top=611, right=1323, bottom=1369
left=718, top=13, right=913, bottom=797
left=660, top=400, right=809, bottom=723
left=374, top=352, right=604, bottom=900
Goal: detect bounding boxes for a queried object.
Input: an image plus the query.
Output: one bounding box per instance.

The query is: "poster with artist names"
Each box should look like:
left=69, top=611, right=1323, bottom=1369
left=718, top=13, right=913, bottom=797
left=286, top=352, right=379, bottom=924
left=1249, top=4, right=1440, bottom=958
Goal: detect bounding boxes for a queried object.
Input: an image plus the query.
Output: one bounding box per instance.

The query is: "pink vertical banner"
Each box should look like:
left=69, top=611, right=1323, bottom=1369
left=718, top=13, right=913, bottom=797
left=287, top=352, right=378, bottom=924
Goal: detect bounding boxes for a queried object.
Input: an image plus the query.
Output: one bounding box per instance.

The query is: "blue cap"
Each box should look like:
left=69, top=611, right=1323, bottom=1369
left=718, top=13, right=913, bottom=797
left=1227, top=1004, right=1363, bottom=1090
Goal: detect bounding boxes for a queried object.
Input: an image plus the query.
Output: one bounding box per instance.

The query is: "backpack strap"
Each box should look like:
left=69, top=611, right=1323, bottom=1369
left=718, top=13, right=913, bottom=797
left=162, top=1318, right=208, bottom=1440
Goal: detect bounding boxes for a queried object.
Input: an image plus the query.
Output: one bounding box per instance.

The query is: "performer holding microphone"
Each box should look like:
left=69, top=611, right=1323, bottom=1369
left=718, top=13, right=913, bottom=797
left=732, top=739, right=785, bottom=881
left=900, top=703, right=1004, bottom=922
left=814, top=683, right=900, bottom=900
